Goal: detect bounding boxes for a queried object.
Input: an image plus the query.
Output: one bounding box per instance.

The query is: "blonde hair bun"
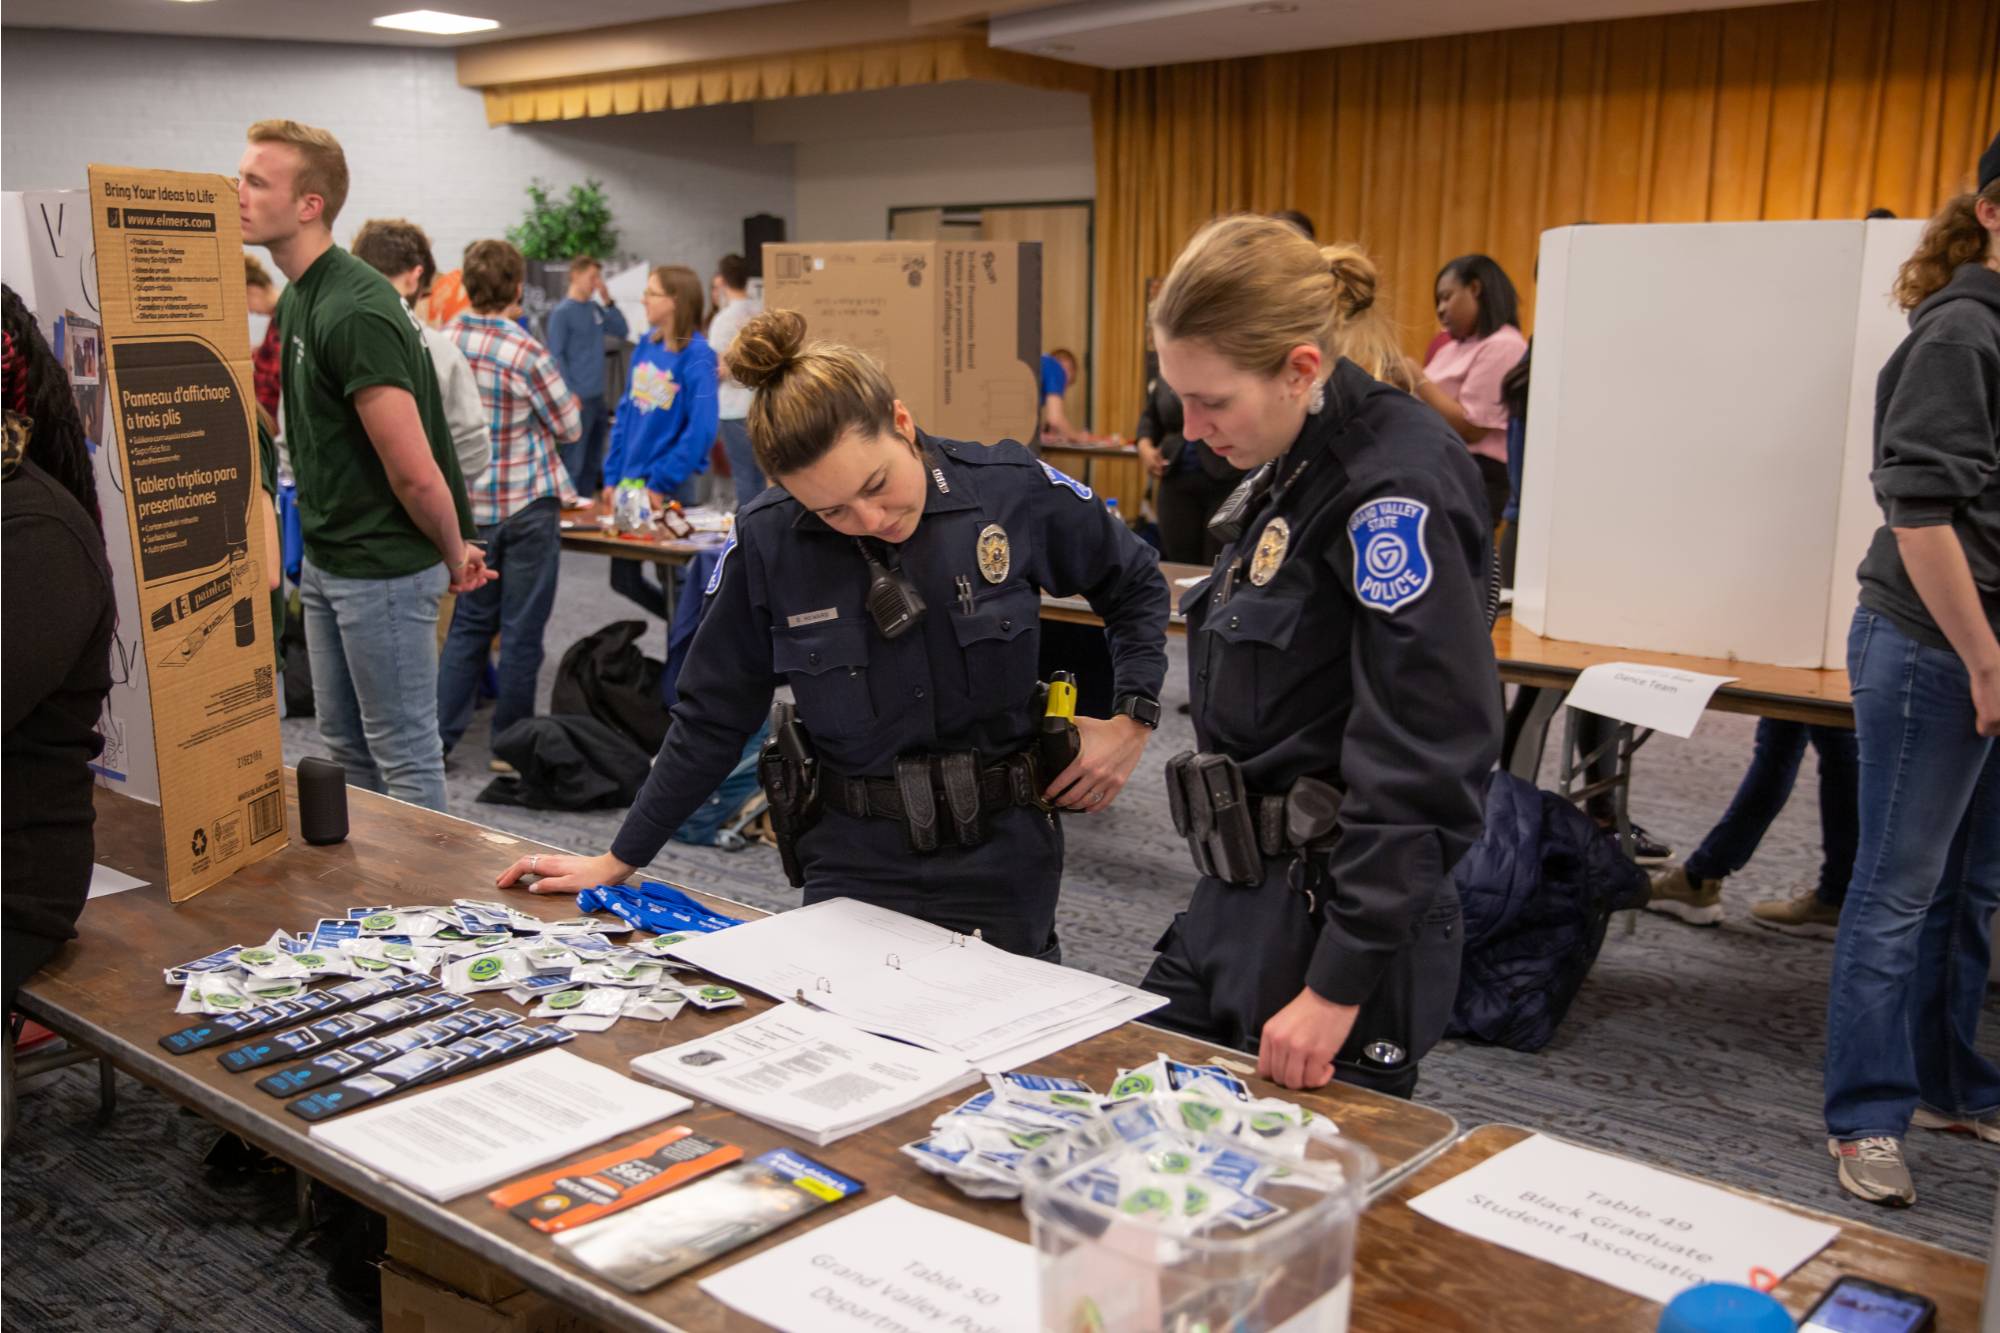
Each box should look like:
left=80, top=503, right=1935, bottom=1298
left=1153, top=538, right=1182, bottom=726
left=730, top=309, right=808, bottom=391
left=1320, top=244, right=1378, bottom=319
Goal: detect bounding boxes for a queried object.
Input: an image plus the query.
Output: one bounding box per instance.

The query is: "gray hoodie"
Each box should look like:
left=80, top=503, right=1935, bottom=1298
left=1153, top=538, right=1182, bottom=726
left=1856, top=262, right=2000, bottom=652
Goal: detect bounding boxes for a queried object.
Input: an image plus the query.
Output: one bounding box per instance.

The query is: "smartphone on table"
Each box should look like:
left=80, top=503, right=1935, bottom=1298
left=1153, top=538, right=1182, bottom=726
left=1798, top=1275, right=1936, bottom=1333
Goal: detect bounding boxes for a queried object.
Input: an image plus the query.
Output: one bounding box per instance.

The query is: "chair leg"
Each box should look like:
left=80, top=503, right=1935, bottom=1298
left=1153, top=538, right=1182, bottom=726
left=96, top=1057, right=116, bottom=1118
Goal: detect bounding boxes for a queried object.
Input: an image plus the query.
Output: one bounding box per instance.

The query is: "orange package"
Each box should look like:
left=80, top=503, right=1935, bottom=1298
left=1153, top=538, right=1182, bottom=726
left=487, top=1125, right=742, bottom=1233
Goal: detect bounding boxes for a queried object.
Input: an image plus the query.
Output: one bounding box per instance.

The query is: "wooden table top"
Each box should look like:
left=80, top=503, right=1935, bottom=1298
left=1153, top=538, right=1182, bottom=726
left=1493, top=615, right=1854, bottom=728
left=32, top=781, right=1460, bottom=1333
left=1040, top=560, right=1208, bottom=634
left=1350, top=1124, right=1985, bottom=1331
left=557, top=503, right=724, bottom=568
left=1039, top=439, right=1140, bottom=460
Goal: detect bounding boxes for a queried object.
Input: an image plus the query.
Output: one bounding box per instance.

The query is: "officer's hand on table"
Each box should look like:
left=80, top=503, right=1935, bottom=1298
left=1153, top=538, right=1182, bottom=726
left=1045, top=715, right=1152, bottom=814
left=1257, top=987, right=1360, bottom=1089
left=495, top=851, right=635, bottom=896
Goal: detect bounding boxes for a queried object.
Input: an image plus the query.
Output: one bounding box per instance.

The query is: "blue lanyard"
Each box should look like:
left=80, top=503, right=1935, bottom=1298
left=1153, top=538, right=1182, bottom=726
left=576, top=880, right=744, bottom=935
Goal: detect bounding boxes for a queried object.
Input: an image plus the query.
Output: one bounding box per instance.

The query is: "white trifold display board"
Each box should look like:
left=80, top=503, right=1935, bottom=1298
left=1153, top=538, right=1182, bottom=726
left=1513, top=219, right=1925, bottom=669
left=2, top=188, right=161, bottom=802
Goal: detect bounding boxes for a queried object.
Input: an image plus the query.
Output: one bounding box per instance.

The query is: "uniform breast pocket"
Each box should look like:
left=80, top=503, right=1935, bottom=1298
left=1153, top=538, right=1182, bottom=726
left=950, top=583, right=1041, bottom=704
left=1199, top=592, right=1308, bottom=745
left=771, top=619, right=875, bottom=738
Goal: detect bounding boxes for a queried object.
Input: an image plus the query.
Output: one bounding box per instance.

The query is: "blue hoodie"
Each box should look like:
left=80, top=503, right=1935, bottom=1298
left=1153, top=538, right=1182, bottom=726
left=604, top=330, right=718, bottom=495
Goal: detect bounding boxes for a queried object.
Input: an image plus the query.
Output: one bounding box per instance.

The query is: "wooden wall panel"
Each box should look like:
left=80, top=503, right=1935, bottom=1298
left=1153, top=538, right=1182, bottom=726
left=1091, top=0, right=1998, bottom=433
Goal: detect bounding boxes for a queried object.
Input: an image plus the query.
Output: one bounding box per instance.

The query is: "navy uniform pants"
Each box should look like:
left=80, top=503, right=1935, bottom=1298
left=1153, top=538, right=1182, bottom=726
left=798, top=804, right=1066, bottom=962
left=1141, top=859, right=1462, bottom=1098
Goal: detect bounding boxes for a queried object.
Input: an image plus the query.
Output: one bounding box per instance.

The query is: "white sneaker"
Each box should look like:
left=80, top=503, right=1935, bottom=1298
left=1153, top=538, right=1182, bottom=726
left=1911, top=1105, right=2000, bottom=1145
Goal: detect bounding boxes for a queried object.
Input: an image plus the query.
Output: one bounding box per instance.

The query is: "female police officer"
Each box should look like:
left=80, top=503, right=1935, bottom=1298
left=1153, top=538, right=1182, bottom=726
left=1140, top=216, right=1500, bottom=1092
left=497, top=310, right=1170, bottom=959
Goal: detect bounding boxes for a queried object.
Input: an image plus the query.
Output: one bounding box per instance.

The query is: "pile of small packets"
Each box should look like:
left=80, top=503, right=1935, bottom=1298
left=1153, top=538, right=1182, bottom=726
left=164, top=887, right=747, bottom=1033
left=902, top=1057, right=1342, bottom=1233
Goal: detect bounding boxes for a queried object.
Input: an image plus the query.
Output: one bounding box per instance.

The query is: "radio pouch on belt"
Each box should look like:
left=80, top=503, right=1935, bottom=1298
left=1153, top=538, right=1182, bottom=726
left=937, top=752, right=983, bottom=847
left=1166, top=751, right=1262, bottom=886
left=896, top=754, right=940, bottom=853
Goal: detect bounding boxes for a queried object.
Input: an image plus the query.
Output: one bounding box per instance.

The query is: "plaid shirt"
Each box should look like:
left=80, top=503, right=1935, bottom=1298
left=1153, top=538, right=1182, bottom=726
left=451, top=313, right=581, bottom=526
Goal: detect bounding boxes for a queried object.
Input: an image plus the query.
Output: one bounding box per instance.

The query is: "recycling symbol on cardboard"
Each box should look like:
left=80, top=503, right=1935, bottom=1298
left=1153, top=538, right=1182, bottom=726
left=190, top=827, right=207, bottom=856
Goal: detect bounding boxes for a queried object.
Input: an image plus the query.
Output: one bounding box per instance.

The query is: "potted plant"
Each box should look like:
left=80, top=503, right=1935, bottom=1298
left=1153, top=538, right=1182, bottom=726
left=507, top=178, right=620, bottom=333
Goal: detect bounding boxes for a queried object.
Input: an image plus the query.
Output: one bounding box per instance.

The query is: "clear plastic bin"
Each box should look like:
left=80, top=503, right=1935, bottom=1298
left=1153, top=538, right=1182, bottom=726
left=1020, top=1118, right=1376, bottom=1333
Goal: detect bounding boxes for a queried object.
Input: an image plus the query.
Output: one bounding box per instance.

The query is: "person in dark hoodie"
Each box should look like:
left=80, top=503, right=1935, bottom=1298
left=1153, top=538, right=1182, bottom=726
left=1822, top=135, right=2000, bottom=1209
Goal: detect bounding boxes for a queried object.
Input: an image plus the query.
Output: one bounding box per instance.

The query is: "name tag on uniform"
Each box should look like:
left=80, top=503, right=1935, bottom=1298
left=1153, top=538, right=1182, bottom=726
left=787, top=608, right=839, bottom=628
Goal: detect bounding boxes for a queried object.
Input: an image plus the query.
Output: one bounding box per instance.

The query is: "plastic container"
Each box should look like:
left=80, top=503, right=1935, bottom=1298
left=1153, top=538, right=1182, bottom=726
left=1020, top=1118, right=1376, bottom=1333
left=1657, top=1284, right=1795, bottom=1333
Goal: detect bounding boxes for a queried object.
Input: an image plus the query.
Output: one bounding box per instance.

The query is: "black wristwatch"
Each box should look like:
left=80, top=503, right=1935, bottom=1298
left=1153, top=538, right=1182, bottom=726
left=1113, top=694, right=1162, bottom=729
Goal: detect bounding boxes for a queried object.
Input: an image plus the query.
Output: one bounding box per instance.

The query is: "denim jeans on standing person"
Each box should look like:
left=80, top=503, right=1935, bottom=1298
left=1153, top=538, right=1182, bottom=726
left=1824, top=607, right=2000, bottom=1141
left=437, top=497, right=562, bottom=753
left=719, top=418, right=763, bottom=510
left=1685, top=718, right=1859, bottom=905
left=300, top=557, right=450, bottom=812
left=559, top=397, right=609, bottom=495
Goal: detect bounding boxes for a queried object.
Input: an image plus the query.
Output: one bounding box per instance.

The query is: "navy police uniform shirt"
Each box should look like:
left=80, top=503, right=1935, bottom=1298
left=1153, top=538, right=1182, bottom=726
left=1184, top=358, right=1501, bottom=1008
left=611, top=432, right=1170, bottom=870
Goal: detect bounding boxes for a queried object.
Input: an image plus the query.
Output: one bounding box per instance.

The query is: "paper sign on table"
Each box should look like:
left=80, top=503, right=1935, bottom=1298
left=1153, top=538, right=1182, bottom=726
left=699, top=1195, right=1037, bottom=1333
left=1562, top=662, right=1737, bottom=738
left=1407, top=1134, right=1836, bottom=1305
left=87, top=864, right=149, bottom=899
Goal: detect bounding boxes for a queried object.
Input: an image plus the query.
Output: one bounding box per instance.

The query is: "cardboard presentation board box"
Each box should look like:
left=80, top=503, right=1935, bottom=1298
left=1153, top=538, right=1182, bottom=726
left=1512, top=219, right=1924, bottom=669
left=87, top=163, right=287, bottom=899
left=763, top=241, right=1043, bottom=446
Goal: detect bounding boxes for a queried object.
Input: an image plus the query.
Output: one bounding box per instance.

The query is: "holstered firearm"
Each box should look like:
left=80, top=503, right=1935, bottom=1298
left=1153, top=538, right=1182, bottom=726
left=757, top=701, right=820, bottom=888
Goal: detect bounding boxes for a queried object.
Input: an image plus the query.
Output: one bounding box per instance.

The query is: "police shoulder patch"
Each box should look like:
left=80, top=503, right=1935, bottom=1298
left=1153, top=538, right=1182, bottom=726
left=703, top=531, right=738, bottom=597
left=1346, top=496, right=1433, bottom=614
left=1039, top=460, right=1094, bottom=501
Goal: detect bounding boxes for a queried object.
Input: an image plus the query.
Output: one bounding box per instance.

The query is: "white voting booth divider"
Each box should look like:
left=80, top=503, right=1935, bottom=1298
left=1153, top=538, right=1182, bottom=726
left=1514, top=219, right=1925, bottom=670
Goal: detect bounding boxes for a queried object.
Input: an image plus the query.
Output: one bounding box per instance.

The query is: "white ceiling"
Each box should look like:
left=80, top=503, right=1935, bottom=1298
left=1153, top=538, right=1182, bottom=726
left=0, top=0, right=778, bottom=47
left=989, top=0, right=1816, bottom=68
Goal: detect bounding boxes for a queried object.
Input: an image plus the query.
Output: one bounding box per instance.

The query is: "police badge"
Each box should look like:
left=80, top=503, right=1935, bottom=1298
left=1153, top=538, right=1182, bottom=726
left=976, top=523, right=1011, bottom=583
left=1248, top=516, right=1290, bottom=586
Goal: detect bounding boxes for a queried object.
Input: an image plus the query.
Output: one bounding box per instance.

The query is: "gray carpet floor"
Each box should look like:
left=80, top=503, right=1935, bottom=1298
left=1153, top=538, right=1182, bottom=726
left=5, top=549, right=1993, bottom=1329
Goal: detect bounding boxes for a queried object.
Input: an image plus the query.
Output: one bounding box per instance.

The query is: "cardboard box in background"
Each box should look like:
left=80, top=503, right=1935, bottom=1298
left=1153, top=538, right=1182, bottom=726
left=763, top=241, right=1043, bottom=446
left=88, top=164, right=287, bottom=900
left=1512, top=219, right=1924, bottom=669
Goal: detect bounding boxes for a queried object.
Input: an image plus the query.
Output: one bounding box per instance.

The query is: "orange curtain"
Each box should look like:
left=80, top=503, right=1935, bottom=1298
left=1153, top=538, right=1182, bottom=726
left=1092, top=0, right=2000, bottom=435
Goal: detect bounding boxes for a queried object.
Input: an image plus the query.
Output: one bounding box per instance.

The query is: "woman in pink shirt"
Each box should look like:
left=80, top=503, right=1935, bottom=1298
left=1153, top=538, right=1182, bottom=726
left=1414, top=254, right=1528, bottom=529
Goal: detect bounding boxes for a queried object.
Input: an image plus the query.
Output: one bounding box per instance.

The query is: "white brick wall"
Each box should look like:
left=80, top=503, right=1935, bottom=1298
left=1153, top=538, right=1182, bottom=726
left=1, top=27, right=796, bottom=285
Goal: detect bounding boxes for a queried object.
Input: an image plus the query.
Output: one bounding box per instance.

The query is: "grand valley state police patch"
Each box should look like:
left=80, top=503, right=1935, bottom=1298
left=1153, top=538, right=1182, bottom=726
left=1347, top=496, right=1433, bottom=613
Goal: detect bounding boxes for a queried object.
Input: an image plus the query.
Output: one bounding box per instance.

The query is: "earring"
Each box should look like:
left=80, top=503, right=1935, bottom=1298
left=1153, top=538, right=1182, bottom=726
left=1308, top=380, right=1327, bottom=415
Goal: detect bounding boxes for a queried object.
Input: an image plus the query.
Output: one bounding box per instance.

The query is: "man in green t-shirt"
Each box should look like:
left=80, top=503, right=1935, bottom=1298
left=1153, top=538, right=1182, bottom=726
left=239, top=118, right=493, bottom=812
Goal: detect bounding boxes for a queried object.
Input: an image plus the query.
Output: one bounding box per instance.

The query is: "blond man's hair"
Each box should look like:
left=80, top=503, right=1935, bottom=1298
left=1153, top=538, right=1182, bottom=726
left=246, top=119, right=351, bottom=226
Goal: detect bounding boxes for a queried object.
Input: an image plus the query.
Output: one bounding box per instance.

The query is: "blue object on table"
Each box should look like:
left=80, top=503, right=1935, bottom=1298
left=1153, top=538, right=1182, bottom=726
left=1657, top=1285, right=1795, bottom=1333
left=577, top=879, right=745, bottom=936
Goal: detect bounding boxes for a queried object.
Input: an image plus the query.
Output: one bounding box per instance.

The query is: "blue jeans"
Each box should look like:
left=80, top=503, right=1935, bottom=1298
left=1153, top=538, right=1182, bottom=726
left=438, top=498, right=562, bottom=752
left=559, top=397, right=609, bottom=495
left=720, top=418, right=763, bottom=510
left=300, top=557, right=449, bottom=812
left=1824, top=608, right=2000, bottom=1139
left=1685, top=719, right=1858, bottom=904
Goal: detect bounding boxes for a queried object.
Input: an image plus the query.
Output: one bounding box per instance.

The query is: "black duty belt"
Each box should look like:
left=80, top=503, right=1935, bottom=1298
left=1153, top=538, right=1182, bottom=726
left=822, top=751, right=1042, bottom=852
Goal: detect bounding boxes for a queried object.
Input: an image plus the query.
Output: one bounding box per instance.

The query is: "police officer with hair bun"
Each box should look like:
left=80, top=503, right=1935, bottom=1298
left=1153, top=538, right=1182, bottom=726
left=497, top=310, right=1170, bottom=960
left=1142, top=214, right=1501, bottom=1095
